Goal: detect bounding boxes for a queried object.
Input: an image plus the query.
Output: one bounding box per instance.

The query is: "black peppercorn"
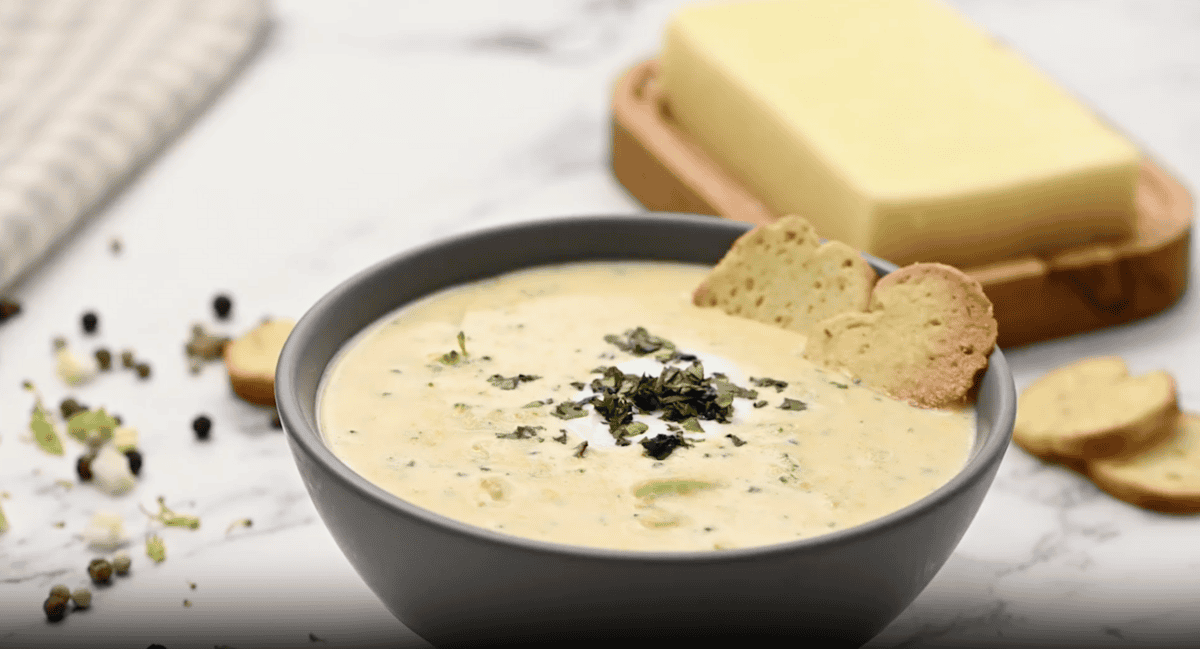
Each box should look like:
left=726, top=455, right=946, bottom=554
left=81, top=311, right=98, bottom=334
left=192, top=415, right=212, bottom=441
left=125, top=449, right=143, bottom=476
left=0, top=298, right=20, bottom=322
left=76, top=454, right=94, bottom=481
left=213, top=294, right=233, bottom=320
left=94, top=348, right=112, bottom=370
left=43, top=594, right=68, bottom=622
left=121, top=350, right=136, bottom=369
left=135, top=362, right=151, bottom=379
left=60, top=397, right=86, bottom=420
left=87, top=558, right=113, bottom=584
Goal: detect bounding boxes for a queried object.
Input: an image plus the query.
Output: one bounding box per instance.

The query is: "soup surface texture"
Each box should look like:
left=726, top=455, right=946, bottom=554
left=319, top=262, right=975, bottom=552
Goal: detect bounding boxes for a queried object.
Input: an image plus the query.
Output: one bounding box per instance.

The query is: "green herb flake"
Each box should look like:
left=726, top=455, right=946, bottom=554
left=67, top=408, right=118, bottom=446
left=753, top=400, right=769, bottom=408
left=30, top=403, right=64, bottom=456
left=726, top=434, right=747, bottom=447
left=0, top=501, right=8, bottom=533
left=750, top=377, right=789, bottom=392
left=496, top=425, right=544, bottom=440
left=552, top=430, right=568, bottom=444
left=634, top=479, right=718, bottom=501
left=146, top=534, right=166, bottom=563
left=144, top=497, right=201, bottom=529
left=779, top=398, right=808, bottom=412
left=604, top=327, right=677, bottom=360
left=552, top=401, right=589, bottom=420
left=487, top=373, right=541, bottom=390
left=640, top=433, right=687, bottom=460
left=573, top=441, right=589, bottom=459
left=522, top=399, right=553, bottom=408
left=679, top=417, right=704, bottom=433
left=456, top=331, right=468, bottom=356
left=613, top=421, right=649, bottom=442
left=830, top=381, right=849, bottom=389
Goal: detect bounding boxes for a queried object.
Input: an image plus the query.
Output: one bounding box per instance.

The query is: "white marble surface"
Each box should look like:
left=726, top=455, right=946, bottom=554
left=1, top=1, right=1198, bottom=647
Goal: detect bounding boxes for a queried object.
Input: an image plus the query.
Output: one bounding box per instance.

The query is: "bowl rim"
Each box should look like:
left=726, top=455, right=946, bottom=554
left=277, top=212, right=1015, bottom=564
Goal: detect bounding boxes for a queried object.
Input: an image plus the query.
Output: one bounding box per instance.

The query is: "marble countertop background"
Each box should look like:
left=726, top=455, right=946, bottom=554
left=2, top=1, right=1198, bottom=647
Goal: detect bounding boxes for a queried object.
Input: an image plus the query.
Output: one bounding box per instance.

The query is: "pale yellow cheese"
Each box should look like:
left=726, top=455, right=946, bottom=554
left=660, top=0, right=1141, bottom=267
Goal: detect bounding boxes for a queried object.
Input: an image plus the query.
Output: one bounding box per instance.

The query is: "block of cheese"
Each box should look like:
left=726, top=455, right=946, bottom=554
left=659, top=0, right=1141, bottom=268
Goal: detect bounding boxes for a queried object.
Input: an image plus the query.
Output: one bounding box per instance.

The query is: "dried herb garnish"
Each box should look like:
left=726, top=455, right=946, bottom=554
left=143, top=497, right=201, bottom=529
left=612, top=421, right=648, bottom=444
left=573, top=441, right=589, bottom=458
left=552, top=401, right=588, bottom=420
left=146, top=534, right=166, bottom=563
left=487, top=373, right=541, bottom=390
left=68, top=408, right=118, bottom=446
left=496, top=425, right=543, bottom=440
left=438, top=331, right=469, bottom=365
left=750, top=376, right=789, bottom=392
left=830, top=381, right=849, bottom=389
left=726, top=434, right=747, bottom=447
left=604, top=327, right=679, bottom=361
left=522, top=398, right=553, bottom=408
left=0, top=501, right=8, bottom=534
left=753, top=400, right=769, bottom=408
left=552, top=430, right=568, bottom=444
left=640, top=433, right=688, bottom=460
left=779, top=398, right=808, bottom=411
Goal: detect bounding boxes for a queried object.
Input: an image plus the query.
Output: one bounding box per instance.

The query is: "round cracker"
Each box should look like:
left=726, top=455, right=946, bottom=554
left=1013, top=356, right=1178, bottom=460
left=1087, top=412, right=1200, bottom=514
left=804, top=262, right=997, bottom=408
left=693, top=215, right=876, bottom=333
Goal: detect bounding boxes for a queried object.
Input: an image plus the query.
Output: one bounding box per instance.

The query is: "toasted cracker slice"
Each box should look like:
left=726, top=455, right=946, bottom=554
left=224, top=318, right=295, bottom=406
left=1086, top=412, right=1200, bottom=514
left=693, top=215, right=876, bottom=333
left=803, top=263, right=998, bottom=408
left=1012, top=356, right=1178, bottom=460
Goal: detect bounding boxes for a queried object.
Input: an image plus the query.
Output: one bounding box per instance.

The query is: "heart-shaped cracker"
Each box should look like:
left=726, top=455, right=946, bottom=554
left=803, top=263, right=998, bottom=408
left=693, top=215, right=877, bottom=333
left=1013, top=356, right=1178, bottom=460
left=1086, top=411, right=1200, bottom=513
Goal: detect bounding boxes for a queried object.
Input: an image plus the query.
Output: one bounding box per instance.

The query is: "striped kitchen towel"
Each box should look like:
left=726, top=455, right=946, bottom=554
left=0, top=0, right=269, bottom=291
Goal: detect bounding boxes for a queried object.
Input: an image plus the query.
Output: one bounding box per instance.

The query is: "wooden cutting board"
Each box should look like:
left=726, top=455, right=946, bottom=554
left=611, top=59, right=1192, bottom=349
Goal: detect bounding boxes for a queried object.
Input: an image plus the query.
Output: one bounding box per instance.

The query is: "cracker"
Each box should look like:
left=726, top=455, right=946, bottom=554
left=1086, top=412, right=1200, bottom=514
left=693, top=215, right=876, bottom=333
left=1012, top=356, right=1178, bottom=460
left=224, top=319, right=295, bottom=406
left=803, top=263, right=998, bottom=408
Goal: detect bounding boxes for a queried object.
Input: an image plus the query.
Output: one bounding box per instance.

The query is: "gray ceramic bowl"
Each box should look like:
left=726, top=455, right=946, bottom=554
left=277, top=213, right=1015, bottom=648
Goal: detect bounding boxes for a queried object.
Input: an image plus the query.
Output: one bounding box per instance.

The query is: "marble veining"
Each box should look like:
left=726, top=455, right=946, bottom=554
left=1, top=1, right=1198, bottom=647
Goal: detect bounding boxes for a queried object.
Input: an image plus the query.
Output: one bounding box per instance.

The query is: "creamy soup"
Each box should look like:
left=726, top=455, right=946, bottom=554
left=319, top=262, right=974, bottom=552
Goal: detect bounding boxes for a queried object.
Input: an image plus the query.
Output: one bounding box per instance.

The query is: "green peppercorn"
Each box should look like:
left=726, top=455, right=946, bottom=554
left=43, top=594, right=68, bottom=621
left=95, top=348, right=113, bottom=370
left=76, top=454, right=94, bottom=481
left=112, top=552, right=132, bottom=576
left=87, top=558, right=113, bottom=584
left=70, top=587, right=92, bottom=608
left=48, top=584, right=70, bottom=599
left=135, top=362, right=152, bottom=379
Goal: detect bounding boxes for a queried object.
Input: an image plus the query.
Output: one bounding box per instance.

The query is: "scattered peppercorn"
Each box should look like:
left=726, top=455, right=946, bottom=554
left=49, top=584, right=70, bottom=599
left=213, top=294, right=233, bottom=320
left=125, top=449, right=143, bottom=476
left=94, top=348, right=113, bottom=370
left=192, top=415, right=212, bottom=441
left=81, top=311, right=98, bottom=334
left=60, top=397, right=86, bottom=420
left=109, top=237, right=123, bottom=254
left=121, top=350, right=136, bottom=369
left=0, top=298, right=20, bottom=322
left=135, top=362, right=152, bottom=379
left=43, top=594, right=68, bottom=621
left=70, top=587, right=92, bottom=608
left=112, top=552, right=132, bottom=576
left=270, top=412, right=282, bottom=429
left=87, top=558, right=113, bottom=584
left=76, top=454, right=95, bottom=481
